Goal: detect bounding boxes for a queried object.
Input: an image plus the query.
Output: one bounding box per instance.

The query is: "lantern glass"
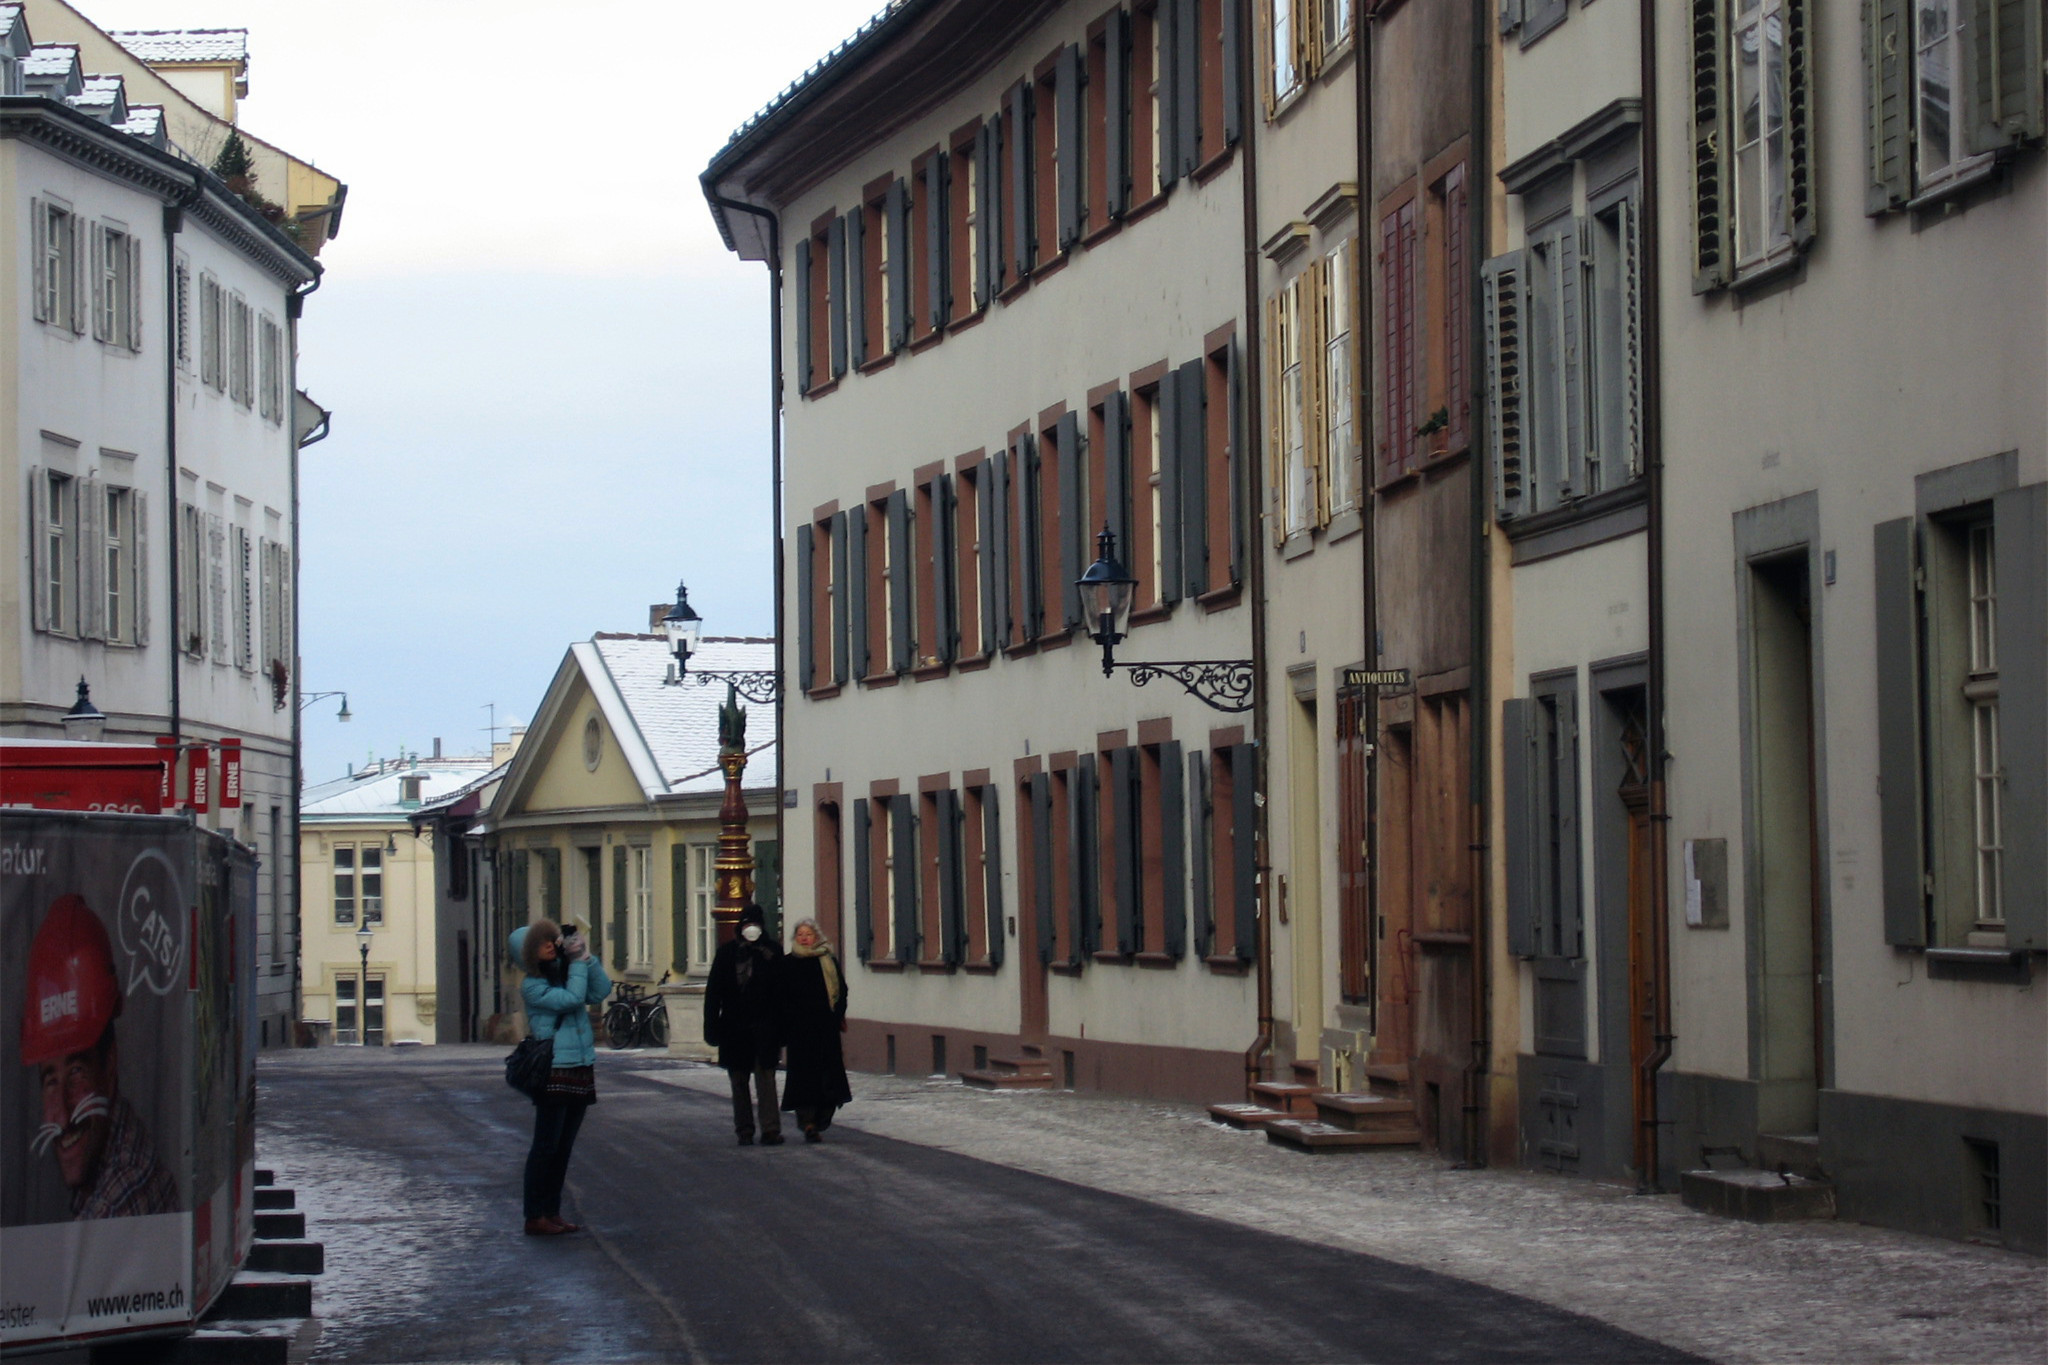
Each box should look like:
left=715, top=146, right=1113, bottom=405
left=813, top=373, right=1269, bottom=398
left=662, top=582, right=703, bottom=666
left=1076, top=530, right=1139, bottom=646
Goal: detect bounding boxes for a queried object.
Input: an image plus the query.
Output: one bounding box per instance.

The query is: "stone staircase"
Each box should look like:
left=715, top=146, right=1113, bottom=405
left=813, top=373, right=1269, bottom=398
left=1209, top=1060, right=1424, bottom=1153
left=959, top=1042, right=1056, bottom=1090
left=1680, top=1133, right=1837, bottom=1222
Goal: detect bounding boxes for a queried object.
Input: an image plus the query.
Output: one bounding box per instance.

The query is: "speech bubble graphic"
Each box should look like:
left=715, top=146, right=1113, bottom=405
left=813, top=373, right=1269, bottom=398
left=116, top=848, right=185, bottom=996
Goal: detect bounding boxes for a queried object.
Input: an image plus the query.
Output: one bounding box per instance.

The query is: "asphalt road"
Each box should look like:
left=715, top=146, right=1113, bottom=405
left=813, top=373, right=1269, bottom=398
left=259, top=1047, right=1695, bottom=1364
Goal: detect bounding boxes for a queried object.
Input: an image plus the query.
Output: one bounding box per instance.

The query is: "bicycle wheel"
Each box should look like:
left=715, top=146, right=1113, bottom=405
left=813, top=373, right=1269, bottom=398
left=605, top=1005, right=633, bottom=1050
left=646, top=1003, right=669, bottom=1049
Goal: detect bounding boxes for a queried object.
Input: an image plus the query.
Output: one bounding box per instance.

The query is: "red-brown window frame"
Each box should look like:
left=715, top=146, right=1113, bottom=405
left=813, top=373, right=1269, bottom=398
left=860, top=175, right=891, bottom=370
left=1033, top=55, right=1061, bottom=268
left=864, top=491, right=892, bottom=682
left=868, top=780, right=899, bottom=962
left=914, top=463, right=944, bottom=675
left=1037, top=406, right=1068, bottom=643
left=1378, top=185, right=1421, bottom=478
left=919, top=780, right=946, bottom=965
left=948, top=121, right=981, bottom=326
left=814, top=786, right=844, bottom=947
left=953, top=452, right=986, bottom=662
left=1129, top=361, right=1169, bottom=616
left=805, top=213, right=833, bottom=393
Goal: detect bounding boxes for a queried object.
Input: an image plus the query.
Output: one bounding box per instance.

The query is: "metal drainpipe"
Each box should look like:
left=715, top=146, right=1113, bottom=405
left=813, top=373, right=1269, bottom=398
left=1237, top=0, right=1275, bottom=1099
left=707, top=192, right=785, bottom=922
left=1636, top=0, right=1675, bottom=1194
left=162, top=170, right=204, bottom=743
left=1356, top=0, right=1381, bottom=1051
left=287, top=263, right=323, bottom=1043
left=1461, top=0, right=1497, bottom=1170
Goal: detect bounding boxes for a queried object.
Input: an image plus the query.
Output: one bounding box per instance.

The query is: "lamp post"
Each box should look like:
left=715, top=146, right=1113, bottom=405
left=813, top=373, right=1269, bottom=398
left=301, top=690, right=351, bottom=722
left=1077, top=528, right=1256, bottom=713
left=661, top=581, right=780, bottom=703
left=713, top=685, right=754, bottom=949
left=60, top=677, right=107, bottom=742
left=355, top=921, right=373, bottom=1046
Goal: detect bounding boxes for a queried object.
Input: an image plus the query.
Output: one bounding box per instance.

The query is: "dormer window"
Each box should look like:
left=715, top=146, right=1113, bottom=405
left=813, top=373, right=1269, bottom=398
left=399, top=775, right=425, bottom=807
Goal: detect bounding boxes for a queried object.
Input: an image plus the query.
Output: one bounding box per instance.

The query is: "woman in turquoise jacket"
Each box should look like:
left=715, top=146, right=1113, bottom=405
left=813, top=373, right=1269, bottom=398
left=509, top=918, right=611, bottom=1236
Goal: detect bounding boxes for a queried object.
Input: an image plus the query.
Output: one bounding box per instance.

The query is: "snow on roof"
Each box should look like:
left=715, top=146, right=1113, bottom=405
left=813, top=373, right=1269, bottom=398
left=0, top=7, right=24, bottom=43
left=713, top=0, right=915, bottom=160
left=580, top=635, right=778, bottom=798
left=24, top=43, right=78, bottom=76
left=106, top=28, right=247, bottom=65
left=120, top=105, right=164, bottom=143
left=69, top=72, right=125, bottom=117
left=302, top=757, right=500, bottom=820
left=412, top=761, right=508, bottom=816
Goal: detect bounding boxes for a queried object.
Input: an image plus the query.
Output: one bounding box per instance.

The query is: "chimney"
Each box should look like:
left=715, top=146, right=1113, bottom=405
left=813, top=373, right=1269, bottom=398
left=649, top=604, right=669, bottom=634
left=432, top=737, right=442, bottom=759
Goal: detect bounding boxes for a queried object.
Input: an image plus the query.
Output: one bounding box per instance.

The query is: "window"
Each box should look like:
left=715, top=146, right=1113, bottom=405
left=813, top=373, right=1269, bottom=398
left=853, top=792, right=915, bottom=964
left=1100, top=740, right=1190, bottom=958
left=207, top=513, right=229, bottom=665
left=178, top=502, right=204, bottom=656
left=795, top=217, right=833, bottom=394
left=199, top=274, right=225, bottom=391
left=1731, top=0, right=1790, bottom=264
left=920, top=788, right=947, bottom=964
left=1379, top=197, right=1420, bottom=476
left=915, top=470, right=956, bottom=670
left=335, top=974, right=384, bottom=1046
left=35, top=469, right=77, bottom=636
left=233, top=524, right=255, bottom=671
left=1133, top=2, right=1163, bottom=201
left=631, top=845, right=653, bottom=967
left=1087, top=18, right=1127, bottom=230
left=104, top=486, right=129, bottom=645
left=91, top=222, right=140, bottom=350
left=955, top=461, right=986, bottom=657
left=32, top=198, right=82, bottom=332
left=689, top=843, right=716, bottom=971
left=1006, top=79, right=1037, bottom=283
left=1034, top=65, right=1060, bottom=268
left=360, top=846, right=384, bottom=924
left=1322, top=239, right=1361, bottom=513
left=1271, top=274, right=1312, bottom=538
left=1266, top=0, right=1348, bottom=111
left=333, top=845, right=357, bottom=923
left=1133, top=377, right=1165, bottom=609
left=229, top=294, right=254, bottom=407
left=1867, top=0, right=2041, bottom=209
left=814, top=802, right=844, bottom=947
left=175, top=256, right=192, bottom=370
left=885, top=489, right=916, bottom=674
left=1268, top=0, right=1301, bottom=108
left=261, top=536, right=290, bottom=678
left=1041, top=411, right=1083, bottom=637
left=259, top=316, right=284, bottom=422
left=1690, top=0, right=1814, bottom=288
left=1503, top=682, right=1584, bottom=963
left=948, top=124, right=980, bottom=323
left=799, top=513, right=847, bottom=693
left=963, top=783, right=1002, bottom=965
left=1191, top=741, right=1258, bottom=962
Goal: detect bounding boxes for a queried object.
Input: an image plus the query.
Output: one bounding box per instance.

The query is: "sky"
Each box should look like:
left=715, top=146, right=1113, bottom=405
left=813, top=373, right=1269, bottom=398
left=71, top=0, right=884, bottom=780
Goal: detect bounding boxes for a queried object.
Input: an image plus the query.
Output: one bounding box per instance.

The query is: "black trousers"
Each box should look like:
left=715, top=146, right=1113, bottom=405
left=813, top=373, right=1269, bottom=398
left=523, top=1099, right=588, bottom=1220
left=729, top=1061, right=780, bottom=1138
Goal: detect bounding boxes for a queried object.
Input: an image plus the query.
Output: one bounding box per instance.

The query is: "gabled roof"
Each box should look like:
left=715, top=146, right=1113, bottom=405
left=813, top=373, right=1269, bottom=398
left=302, top=756, right=499, bottom=821
left=105, top=28, right=246, bottom=66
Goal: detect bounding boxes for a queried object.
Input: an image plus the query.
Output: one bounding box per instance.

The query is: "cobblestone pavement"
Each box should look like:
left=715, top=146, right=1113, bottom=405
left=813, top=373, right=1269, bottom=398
left=633, top=1064, right=2044, bottom=1365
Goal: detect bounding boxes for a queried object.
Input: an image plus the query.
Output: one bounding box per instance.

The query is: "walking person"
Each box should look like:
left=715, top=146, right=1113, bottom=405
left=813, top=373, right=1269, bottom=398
left=510, top=918, right=611, bottom=1235
left=780, top=917, right=852, bottom=1143
left=704, top=904, right=784, bottom=1145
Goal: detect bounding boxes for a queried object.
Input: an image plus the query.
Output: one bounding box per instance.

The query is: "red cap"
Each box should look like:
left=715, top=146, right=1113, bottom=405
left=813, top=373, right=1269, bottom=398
left=19, top=896, right=122, bottom=1066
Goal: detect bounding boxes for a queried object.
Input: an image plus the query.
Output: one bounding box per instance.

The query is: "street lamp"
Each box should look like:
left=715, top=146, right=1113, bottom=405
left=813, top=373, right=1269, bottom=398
left=302, top=690, right=351, bottom=722
left=660, top=580, right=780, bottom=703
left=1076, top=528, right=1255, bottom=713
left=355, top=921, right=374, bottom=1046
left=60, top=677, right=107, bottom=743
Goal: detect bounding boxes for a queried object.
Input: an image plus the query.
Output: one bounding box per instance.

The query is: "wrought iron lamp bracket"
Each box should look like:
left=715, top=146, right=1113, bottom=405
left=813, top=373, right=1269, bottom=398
left=685, top=670, right=781, bottom=705
left=1111, top=660, right=1255, bottom=713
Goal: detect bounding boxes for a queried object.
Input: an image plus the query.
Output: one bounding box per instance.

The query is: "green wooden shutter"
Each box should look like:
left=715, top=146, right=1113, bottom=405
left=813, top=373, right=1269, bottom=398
left=670, top=842, right=690, bottom=974
left=990, top=448, right=1013, bottom=648
left=937, top=789, right=965, bottom=965
left=1159, top=366, right=1184, bottom=605
left=934, top=472, right=958, bottom=664
left=1690, top=0, right=1730, bottom=292
left=1174, top=0, right=1201, bottom=177
left=827, top=213, right=848, bottom=378
left=797, top=522, right=816, bottom=692
left=132, top=490, right=149, bottom=647
left=888, top=488, right=913, bottom=673
left=1503, top=697, right=1541, bottom=956
left=887, top=177, right=911, bottom=351
left=846, top=207, right=868, bottom=366
left=1018, top=431, right=1044, bottom=640
left=831, top=510, right=851, bottom=685
left=1009, top=82, right=1034, bottom=279
left=977, top=463, right=1000, bottom=656
left=853, top=798, right=873, bottom=961
left=1995, top=485, right=2046, bottom=950
left=892, top=794, right=918, bottom=964
left=1057, top=43, right=1085, bottom=252
left=1222, top=0, right=1243, bottom=147
left=1866, top=0, right=1911, bottom=212
left=1072, top=755, right=1100, bottom=958
left=1784, top=0, right=1819, bottom=248
left=1483, top=251, right=1527, bottom=519
left=982, top=785, right=1006, bottom=968
left=795, top=239, right=813, bottom=393
left=925, top=152, right=950, bottom=330
left=1057, top=410, right=1085, bottom=632
left=756, top=840, right=781, bottom=937
left=1873, top=518, right=1928, bottom=947
left=1229, top=743, right=1258, bottom=963
left=1105, top=8, right=1131, bottom=218
left=1031, top=773, right=1055, bottom=964
left=1966, top=0, right=2045, bottom=151
left=849, top=505, right=870, bottom=680
left=1178, top=357, right=1208, bottom=600
left=1110, top=747, right=1139, bottom=954
left=1104, top=390, right=1131, bottom=559
left=985, top=114, right=1006, bottom=295
left=1189, top=748, right=1213, bottom=957
left=1161, top=740, right=1188, bottom=959
left=606, top=845, right=625, bottom=969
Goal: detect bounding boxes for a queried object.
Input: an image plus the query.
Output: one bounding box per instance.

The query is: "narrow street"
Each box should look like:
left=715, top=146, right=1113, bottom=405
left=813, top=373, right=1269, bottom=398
left=260, top=1048, right=1689, bottom=1364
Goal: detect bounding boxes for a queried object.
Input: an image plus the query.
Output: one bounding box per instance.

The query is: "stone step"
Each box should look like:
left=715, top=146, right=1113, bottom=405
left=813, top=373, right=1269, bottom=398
left=206, top=1276, right=313, bottom=1321
left=1207, top=1102, right=1292, bottom=1130
left=91, top=1323, right=298, bottom=1365
left=1359, top=1062, right=1410, bottom=1094
left=253, top=1168, right=274, bottom=1187
left=984, top=1054, right=1053, bottom=1076
left=1681, top=1168, right=1836, bottom=1223
left=1264, top=1118, right=1424, bottom=1152
left=1290, top=1058, right=1322, bottom=1083
left=1313, top=1092, right=1418, bottom=1132
left=959, top=1068, right=1055, bottom=1091
left=252, top=1187, right=294, bottom=1211
left=244, top=1241, right=324, bottom=1275
left=253, top=1210, right=304, bottom=1240
left=1250, top=1081, right=1321, bottom=1115
left=1756, top=1132, right=1825, bottom=1180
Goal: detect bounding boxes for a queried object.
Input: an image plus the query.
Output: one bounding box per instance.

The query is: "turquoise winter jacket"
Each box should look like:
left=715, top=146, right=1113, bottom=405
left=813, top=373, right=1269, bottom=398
left=507, top=927, right=612, bottom=1069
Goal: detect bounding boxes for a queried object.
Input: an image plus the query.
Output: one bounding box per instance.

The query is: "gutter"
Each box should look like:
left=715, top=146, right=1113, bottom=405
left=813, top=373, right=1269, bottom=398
left=1356, top=0, right=1381, bottom=1047
left=286, top=264, right=322, bottom=1041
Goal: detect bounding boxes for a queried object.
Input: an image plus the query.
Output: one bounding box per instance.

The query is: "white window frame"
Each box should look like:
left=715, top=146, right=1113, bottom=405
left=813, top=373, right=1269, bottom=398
left=1269, top=0, right=1302, bottom=109
left=1909, top=0, right=1996, bottom=192
left=1322, top=241, right=1358, bottom=515
left=359, top=845, right=385, bottom=925
left=233, top=523, right=255, bottom=671
left=104, top=485, right=129, bottom=646
left=688, top=843, right=716, bottom=972
left=44, top=470, right=76, bottom=636
left=1965, top=522, right=2002, bottom=930
left=333, top=845, right=357, bottom=924
left=92, top=221, right=140, bottom=351
left=630, top=845, right=654, bottom=967
left=1281, top=276, right=1312, bottom=537
left=34, top=198, right=83, bottom=333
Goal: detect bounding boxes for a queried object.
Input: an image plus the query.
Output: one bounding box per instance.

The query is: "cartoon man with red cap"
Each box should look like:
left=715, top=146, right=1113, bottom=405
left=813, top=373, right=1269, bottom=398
left=20, top=896, right=177, bottom=1219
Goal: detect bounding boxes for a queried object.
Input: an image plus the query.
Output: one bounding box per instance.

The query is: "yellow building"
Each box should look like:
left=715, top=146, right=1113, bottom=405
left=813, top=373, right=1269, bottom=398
left=299, top=752, right=496, bottom=1044
left=478, top=634, right=779, bottom=1055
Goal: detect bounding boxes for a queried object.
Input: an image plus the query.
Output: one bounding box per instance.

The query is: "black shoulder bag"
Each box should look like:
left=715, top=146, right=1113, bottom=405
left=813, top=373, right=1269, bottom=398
left=505, top=1035, right=554, bottom=1099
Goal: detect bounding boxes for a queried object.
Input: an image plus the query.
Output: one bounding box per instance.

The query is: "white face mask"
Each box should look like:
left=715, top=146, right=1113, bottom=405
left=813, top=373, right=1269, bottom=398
left=740, top=924, right=762, bottom=942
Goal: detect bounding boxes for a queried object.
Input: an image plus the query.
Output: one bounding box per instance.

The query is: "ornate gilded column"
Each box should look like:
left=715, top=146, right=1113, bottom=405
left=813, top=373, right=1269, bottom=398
left=712, top=683, right=753, bottom=947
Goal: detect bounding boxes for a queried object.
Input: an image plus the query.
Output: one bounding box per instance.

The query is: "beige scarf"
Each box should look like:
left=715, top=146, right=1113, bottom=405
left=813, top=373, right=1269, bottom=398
left=791, top=934, right=841, bottom=1012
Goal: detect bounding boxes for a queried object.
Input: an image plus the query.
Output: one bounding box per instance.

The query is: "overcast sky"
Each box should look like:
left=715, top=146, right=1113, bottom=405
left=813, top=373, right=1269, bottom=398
left=72, top=0, right=881, bottom=780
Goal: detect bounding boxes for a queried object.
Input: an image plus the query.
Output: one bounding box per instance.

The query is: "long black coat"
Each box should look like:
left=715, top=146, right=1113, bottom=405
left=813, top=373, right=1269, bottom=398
left=704, top=935, right=781, bottom=1073
left=779, top=951, right=852, bottom=1112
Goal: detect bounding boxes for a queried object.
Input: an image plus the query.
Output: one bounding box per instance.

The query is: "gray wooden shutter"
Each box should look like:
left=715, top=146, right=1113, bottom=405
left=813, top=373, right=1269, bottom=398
left=892, top=794, right=918, bottom=964
left=1057, top=410, right=1085, bottom=631
left=986, top=114, right=1006, bottom=295
left=1160, top=740, right=1187, bottom=958
left=1555, top=222, right=1584, bottom=500
left=849, top=505, right=870, bottom=680
left=828, top=213, right=848, bottom=378
left=1996, top=485, right=2046, bottom=950
left=925, top=152, right=949, bottom=330
left=854, top=798, right=873, bottom=960
left=1553, top=688, right=1583, bottom=958
left=977, top=463, right=1000, bottom=656
left=1178, top=357, right=1208, bottom=600
left=1484, top=251, right=1527, bottom=519
left=127, top=235, right=143, bottom=352
left=68, top=214, right=86, bottom=335
left=888, top=489, right=913, bottom=673
left=1865, top=0, right=1911, bottom=212
left=938, top=788, right=965, bottom=965
left=975, top=124, right=995, bottom=307
left=1229, top=743, right=1258, bottom=962
left=886, top=178, right=912, bottom=351
left=796, top=239, right=814, bottom=393
left=1523, top=0, right=1568, bottom=43
left=1174, top=0, right=1201, bottom=177
left=1072, top=754, right=1100, bottom=957
left=608, top=845, right=625, bottom=968
left=982, top=785, right=1006, bottom=967
left=1618, top=199, right=1645, bottom=482
left=132, top=489, right=149, bottom=646
left=798, top=523, right=816, bottom=692
left=1157, top=0, right=1181, bottom=188
left=31, top=200, right=47, bottom=324
left=1690, top=0, right=1730, bottom=292
left=1009, top=82, right=1034, bottom=279
left=27, top=468, right=47, bottom=632
left=990, top=447, right=1013, bottom=648
left=1159, top=366, right=1184, bottom=605
left=671, top=843, right=690, bottom=974
left=1018, top=431, right=1044, bottom=639
left=1222, top=0, right=1243, bottom=147
left=1226, top=338, right=1245, bottom=587
left=1872, top=518, right=1928, bottom=947
left=1190, top=749, right=1213, bottom=957
left=1503, top=697, right=1539, bottom=956
left=1966, top=0, right=2046, bottom=150
left=1104, top=390, right=1131, bottom=557
left=1031, top=773, right=1055, bottom=964
left=1105, top=8, right=1130, bottom=218
left=1784, top=0, right=1818, bottom=248
left=1057, top=43, right=1085, bottom=252
left=90, top=224, right=106, bottom=343
left=934, top=473, right=958, bottom=664
left=831, top=510, right=851, bottom=685
left=1111, top=747, right=1139, bottom=954
left=846, top=207, right=868, bottom=366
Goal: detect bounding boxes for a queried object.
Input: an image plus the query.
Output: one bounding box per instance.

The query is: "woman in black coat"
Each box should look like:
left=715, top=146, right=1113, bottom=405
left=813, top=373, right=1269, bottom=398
left=779, top=918, right=852, bottom=1142
left=704, top=904, right=784, bottom=1145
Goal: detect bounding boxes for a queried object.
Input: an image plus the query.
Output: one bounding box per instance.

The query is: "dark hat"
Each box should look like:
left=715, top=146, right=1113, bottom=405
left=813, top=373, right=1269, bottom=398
left=739, top=903, right=766, bottom=927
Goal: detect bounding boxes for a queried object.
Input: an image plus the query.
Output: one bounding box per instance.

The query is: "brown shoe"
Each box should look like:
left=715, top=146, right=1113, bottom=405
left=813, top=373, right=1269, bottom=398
left=524, top=1217, right=567, bottom=1236
left=548, top=1216, right=580, bottom=1234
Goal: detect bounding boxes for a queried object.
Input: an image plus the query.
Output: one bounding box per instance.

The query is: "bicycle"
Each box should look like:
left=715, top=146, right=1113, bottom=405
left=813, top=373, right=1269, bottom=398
left=603, top=971, right=672, bottom=1050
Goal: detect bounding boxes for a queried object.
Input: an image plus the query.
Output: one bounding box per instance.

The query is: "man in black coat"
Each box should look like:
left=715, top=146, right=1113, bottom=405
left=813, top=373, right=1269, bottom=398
left=704, top=904, right=783, bottom=1145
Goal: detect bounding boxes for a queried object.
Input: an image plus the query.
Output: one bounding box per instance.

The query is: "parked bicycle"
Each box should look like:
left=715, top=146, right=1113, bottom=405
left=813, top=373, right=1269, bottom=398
left=603, top=970, right=672, bottom=1050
